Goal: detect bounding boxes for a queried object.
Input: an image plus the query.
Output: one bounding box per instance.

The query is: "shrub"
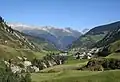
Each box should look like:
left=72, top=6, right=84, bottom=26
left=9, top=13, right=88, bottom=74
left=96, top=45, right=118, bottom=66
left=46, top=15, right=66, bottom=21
left=81, top=58, right=120, bottom=71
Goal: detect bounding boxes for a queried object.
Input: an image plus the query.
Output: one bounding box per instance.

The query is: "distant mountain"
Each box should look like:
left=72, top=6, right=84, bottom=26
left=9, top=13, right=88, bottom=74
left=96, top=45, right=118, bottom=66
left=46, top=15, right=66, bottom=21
left=81, top=28, right=89, bottom=34
left=9, top=23, right=82, bottom=50
left=70, top=21, right=120, bottom=49
left=25, top=34, right=57, bottom=51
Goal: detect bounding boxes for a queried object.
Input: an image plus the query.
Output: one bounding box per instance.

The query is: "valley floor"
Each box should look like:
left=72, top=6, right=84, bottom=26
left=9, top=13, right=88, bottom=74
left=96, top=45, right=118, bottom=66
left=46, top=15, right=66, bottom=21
left=31, top=70, right=120, bottom=82
left=31, top=58, right=120, bottom=82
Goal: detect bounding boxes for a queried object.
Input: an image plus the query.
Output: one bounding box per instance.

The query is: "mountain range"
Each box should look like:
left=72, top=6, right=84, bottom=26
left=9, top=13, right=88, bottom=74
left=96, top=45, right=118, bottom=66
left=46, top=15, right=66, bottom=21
left=9, top=23, right=82, bottom=50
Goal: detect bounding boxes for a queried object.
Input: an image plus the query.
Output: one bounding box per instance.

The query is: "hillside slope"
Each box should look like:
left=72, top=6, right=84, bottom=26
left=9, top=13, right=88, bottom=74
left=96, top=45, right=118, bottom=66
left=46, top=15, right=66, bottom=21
left=0, top=16, right=50, bottom=59
left=0, top=17, right=39, bottom=51
left=93, top=26, right=120, bottom=56
left=93, top=26, right=120, bottom=48
left=70, top=21, right=120, bottom=49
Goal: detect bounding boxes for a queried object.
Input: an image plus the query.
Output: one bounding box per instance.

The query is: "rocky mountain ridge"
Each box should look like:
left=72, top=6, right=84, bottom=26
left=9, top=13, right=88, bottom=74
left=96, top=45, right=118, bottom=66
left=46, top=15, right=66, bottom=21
left=9, top=23, right=82, bottom=50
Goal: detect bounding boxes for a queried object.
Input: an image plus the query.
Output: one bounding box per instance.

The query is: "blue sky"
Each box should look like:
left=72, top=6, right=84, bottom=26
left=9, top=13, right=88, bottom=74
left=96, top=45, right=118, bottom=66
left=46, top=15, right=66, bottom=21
left=0, top=0, right=120, bottom=31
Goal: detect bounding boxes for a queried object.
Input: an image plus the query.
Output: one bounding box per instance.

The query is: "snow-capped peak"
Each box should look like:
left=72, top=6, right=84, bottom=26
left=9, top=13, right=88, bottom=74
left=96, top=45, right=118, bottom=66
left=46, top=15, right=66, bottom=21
left=8, top=23, right=81, bottom=35
left=63, top=28, right=72, bottom=33
left=8, top=23, right=36, bottom=31
left=8, top=23, right=30, bottom=28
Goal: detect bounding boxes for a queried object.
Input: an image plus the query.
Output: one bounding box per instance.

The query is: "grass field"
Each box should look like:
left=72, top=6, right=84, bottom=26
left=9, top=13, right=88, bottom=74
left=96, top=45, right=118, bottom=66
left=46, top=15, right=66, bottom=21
left=31, top=56, right=120, bottom=82
left=31, top=70, right=120, bottom=82
left=0, top=44, right=47, bottom=60
left=64, top=57, right=88, bottom=65
left=106, top=53, right=120, bottom=59
left=40, top=57, right=88, bottom=73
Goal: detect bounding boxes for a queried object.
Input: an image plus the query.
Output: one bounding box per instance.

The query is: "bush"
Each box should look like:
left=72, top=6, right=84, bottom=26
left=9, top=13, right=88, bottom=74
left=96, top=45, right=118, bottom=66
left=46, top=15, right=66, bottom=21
left=81, top=58, right=120, bottom=71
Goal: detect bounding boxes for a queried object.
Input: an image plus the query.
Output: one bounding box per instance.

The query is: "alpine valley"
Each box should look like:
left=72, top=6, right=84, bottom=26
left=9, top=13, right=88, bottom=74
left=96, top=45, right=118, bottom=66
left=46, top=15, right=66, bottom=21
left=0, top=16, right=120, bottom=82
left=9, top=23, right=82, bottom=50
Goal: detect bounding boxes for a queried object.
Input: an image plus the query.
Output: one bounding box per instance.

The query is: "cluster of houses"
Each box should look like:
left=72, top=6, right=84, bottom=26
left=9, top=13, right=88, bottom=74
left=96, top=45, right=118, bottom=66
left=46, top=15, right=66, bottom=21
left=73, top=48, right=100, bottom=59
